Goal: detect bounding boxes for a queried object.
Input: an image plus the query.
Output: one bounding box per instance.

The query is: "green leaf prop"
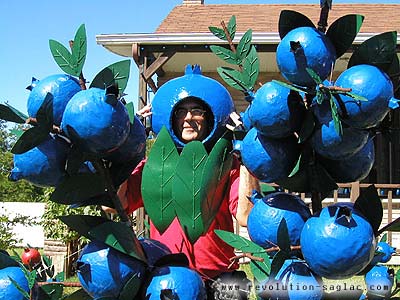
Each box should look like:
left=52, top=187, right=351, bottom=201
left=306, top=68, right=323, bottom=85
left=10, top=129, right=24, bottom=139
left=208, top=26, right=227, bottom=40
left=236, top=29, right=253, bottom=62
left=269, top=250, right=290, bottom=279
left=250, top=251, right=271, bottom=282
left=49, top=24, right=87, bottom=77
left=217, top=67, right=247, bottom=92
left=11, top=92, right=54, bottom=154
left=51, top=174, right=106, bottom=205
left=348, top=31, right=397, bottom=73
left=227, top=15, right=236, bottom=41
left=119, top=272, right=143, bottom=300
left=272, top=80, right=307, bottom=94
left=330, top=95, right=343, bottom=136
left=9, top=276, right=30, bottom=299
left=354, top=185, right=382, bottom=235
left=37, top=283, right=64, bottom=300
left=71, top=24, right=87, bottom=76
left=142, top=127, right=179, bottom=233
left=49, top=39, right=76, bottom=75
left=278, top=10, right=315, bottom=39
left=0, top=103, right=27, bottom=123
left=380, top=233, right=388, bottom=243
left=0, top=251, right=19, bottom=269
left=62, top=288, right=92, bottom=300
left=326, top=14, right=364, bottom=58
left=214, top=230, right=264, bottom=254
left=10, top=126, right=49, bottom=154
left=209, top=45, right=239, bottom=65
left=378, top=216, right=400, bottom=234
left=125, top=102, right=135, bottom=124
left=60, top=215, right=146, bottom=262
left=173, top=141, right=208, bottom=243
left=90, top=60, right=131, bottom=95
left=242, top=46, right=259, bottom=89
left=214, top=231, right=272, bottom=283
left=277, top=219, right=291, bottom=253
left=89, top=221, right=147, bottom=262
left=200, top=137, right=233, bottom=232
left=297, top=110, right=315, bottom=144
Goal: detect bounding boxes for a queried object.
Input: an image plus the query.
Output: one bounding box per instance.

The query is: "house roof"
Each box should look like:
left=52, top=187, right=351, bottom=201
left=156, top=4, right=400, bottom=34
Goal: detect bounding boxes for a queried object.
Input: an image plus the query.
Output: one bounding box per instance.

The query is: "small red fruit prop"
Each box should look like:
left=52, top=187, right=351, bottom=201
left=21, top=247, right=42, bottom=268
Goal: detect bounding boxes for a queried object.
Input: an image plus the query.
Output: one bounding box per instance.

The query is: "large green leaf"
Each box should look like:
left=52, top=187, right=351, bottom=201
left=89, top=221, right=147, bottom=262
left=269, top=250, right=290, bottom=279
left=90, top=60, right=131, bottom=94
left=11, top=127, right=49, bottom=154
left=0, top=251, right=19, bottom=269
left=348, top=31, right=397, bottom=73
left=9, top=276, right=30, bottom=299
left=36, top=92, right=54, bottom=131
left=50, top=174, right=106, bottom=205
left=242, top=46, right=259, bottom=89
left=60, top=215, right=146, bottom=262
left=173, top=141, right=208, bottom=243
left=250, top=251, right=271, bottom=283
left=378, top=217, right=400, bottom=233
left=208, top=26, right=227, bottom=40
left=277, top=218, right=290, bottom=253
left=217, top=67, right=247, bottom=92
left=297, top=110, right=315, bottom=144
left=0, top=103, right=27, bottom=123
left=354, top=185, right=382, bottom=235
left=272, top=80, right=308, bottom=94
left=306, top=68, right=323, bottom=85
left=227, top=15, right=236, bottom=41
left=142, top=127, right=179, bottom=233
left=71, top=24, right=87, bottom=76
left=214, top=229, right=264, bottom=254
left=209, top=45, right=239, bottom=65
left=49, top=39, right=77, bottom=76
left=125, top=102, right=135, bottom=124
left=37, top=283, right=64, bottom=300
left=236, top=29, right=252, bottom=62
left=326, top=14, right=364, bottom=58
left=200, top=137, right=233, bottom=232
left=330, top=95, right=343, bottom=136
left=278, top=10, right=315, bottom=39
left=119, top=271, right=143, bottom=300
left=62, top=288, right=92, bottom=300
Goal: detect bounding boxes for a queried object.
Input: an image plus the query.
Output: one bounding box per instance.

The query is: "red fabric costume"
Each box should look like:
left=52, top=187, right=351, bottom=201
left=125, top=158, right=241, bottom=280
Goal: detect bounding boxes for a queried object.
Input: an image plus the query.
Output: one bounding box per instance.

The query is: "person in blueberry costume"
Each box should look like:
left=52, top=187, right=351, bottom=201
left=110, top=65, right=259, bottom=299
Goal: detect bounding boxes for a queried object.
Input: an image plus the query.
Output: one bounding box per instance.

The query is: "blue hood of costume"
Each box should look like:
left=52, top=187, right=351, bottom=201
left=151, top=64, right=234, bottom=147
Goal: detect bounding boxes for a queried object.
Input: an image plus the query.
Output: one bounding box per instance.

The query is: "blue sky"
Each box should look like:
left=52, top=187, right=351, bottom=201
left=1, top=0, right=399, bottom=115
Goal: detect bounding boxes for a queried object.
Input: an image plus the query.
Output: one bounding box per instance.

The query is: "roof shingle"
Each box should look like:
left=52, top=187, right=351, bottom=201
left=156, top=4, right=400, bottom=34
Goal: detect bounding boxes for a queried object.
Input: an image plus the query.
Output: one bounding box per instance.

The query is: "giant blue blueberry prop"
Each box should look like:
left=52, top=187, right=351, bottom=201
left=0, top=266, right=30, bottom=300
left=27, top=74, right=81, bottom=125
left=257, top=259, right=323, bottom=300
left=276, top=27, right=336, bottom=87
left=247, top=191, right=311, bottom=250
left=335, top=64, right=398, bottom=129
left=61, top=88, right=130, bottom=155
left=9, top=134, right=69, bottom=187
left=246, top=81, right=306, bottom=138
left=374, top=242, right=396, bottom=264
left=151, top=64, right=234, bottom=147
left=311, top=99, right=369, bottom=160
left=77, top=240, right=146, bottom=300
left=318, top=137, right=375, bottom=183
left=365, top=265, right=394, bottom=299
left=145, top=266, right=206, bottom=300
left=300, top=203, right=375, bottom=279
left=239, top=127, right=300, bottom=183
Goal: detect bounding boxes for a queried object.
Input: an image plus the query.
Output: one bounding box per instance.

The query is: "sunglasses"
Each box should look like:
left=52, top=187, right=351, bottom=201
left=174, top=107, right=206, bottom=118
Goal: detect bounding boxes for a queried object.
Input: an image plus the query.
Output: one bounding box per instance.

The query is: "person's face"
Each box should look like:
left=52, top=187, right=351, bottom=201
left=173, top=100, right=209, bottom=143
